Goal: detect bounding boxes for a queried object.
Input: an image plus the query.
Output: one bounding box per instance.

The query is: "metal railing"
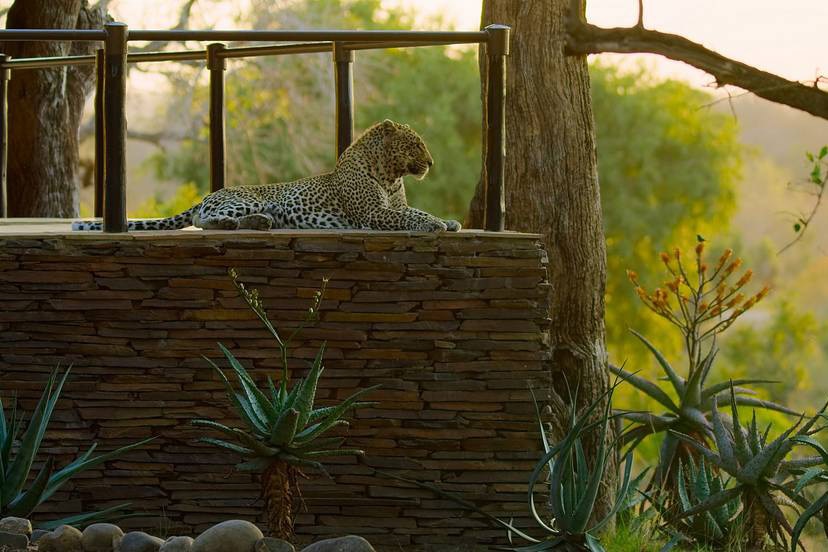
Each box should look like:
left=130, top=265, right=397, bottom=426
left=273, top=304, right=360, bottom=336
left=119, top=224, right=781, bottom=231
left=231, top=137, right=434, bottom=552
left=0, top=23, right=510, bottom=232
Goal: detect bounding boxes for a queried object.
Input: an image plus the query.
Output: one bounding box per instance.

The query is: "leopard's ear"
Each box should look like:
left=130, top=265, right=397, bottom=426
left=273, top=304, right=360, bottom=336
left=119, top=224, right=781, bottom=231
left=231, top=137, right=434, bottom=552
left=381, top=119, right=397, bottom=135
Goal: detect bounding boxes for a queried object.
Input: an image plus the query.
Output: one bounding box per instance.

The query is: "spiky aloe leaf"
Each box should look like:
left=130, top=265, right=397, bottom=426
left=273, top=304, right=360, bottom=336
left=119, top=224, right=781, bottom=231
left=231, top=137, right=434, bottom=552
left=40, top=436, right=155, bottom=504
left=790, top=490, right=828, bottom=552
left=673, top=486, right=743, bottom=521
left=716, top=394, right=800, bottom=416
left=6, top=456, right=53, bottom=516
left=269, top=408, right=300, bottom=447
left=608, top=364, right=678, bottom=413
left=685, top=347, right=717, bottom=409
left=748, top=411, right=761, bottom=455
left=295, top=386, right=380, bottom=445
left=739, top=424, right=800, bottom=484
left=729, top=385, right=750, bottom=465
left=710, top=398, right=737, bottom=473
left=3, top=368, right=70, bottom=508
left=677, top=460, right=692, bottom=511
left=793, top=466, right=826, bottom=494
left=790, top=436, right=828, bottom=464
left=702, top=379, right=778, bottom=400
left=35, top=502, right=134, bottom=531
left=669, top=431, right=724, bottom=470
left=204, top=355, right=268, bottom=436
left=293, top=344, right=326, bottom=429
left=217, top=343, right=275, bottom=424
left=308, top=401, right=377, bottom=424
left=630, top=329, right=685, bottom=395
left=591, top=451, right=634, bottom=533
left=199, top=437, right=255, bottom=456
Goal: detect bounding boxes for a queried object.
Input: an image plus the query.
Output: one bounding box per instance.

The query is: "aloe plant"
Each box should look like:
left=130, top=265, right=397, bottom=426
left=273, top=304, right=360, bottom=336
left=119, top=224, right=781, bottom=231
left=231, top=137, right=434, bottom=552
left=670, top=385, right=828, bottom=550
left=193, top=270, right=377, bottom=539
left=386, top=381, right=634, bottom=552
left=650, top=456, right=740, bottom=549
left=519, top=381, right=634, bottom=551
left=1, top=367, right=153, bottom=528
left=618, top=244, right=794, bottom=499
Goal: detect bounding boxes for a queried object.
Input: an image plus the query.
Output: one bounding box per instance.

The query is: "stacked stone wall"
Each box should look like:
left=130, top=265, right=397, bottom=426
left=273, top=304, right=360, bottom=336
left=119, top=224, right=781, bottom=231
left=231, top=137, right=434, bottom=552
left=0, top=230, right=550, bottom=550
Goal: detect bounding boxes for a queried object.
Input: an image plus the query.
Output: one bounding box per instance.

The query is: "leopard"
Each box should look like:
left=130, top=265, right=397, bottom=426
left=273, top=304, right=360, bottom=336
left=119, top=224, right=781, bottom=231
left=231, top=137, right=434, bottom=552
left=72, top=119, right=462, bottom=233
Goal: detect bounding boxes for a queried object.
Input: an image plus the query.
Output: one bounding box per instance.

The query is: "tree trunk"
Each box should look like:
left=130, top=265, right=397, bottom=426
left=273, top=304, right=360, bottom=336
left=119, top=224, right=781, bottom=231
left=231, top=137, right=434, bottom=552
left=469, top=0, right=615, bottom=522
left=3, top=0, right=106, bottom=217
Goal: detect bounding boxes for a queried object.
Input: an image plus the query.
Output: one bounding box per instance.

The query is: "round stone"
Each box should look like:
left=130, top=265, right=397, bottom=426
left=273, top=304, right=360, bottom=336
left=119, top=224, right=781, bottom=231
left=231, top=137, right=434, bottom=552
left=299, top=536, right=375, bottom=552
left=159, top=536, right=194, bottom=552
left=37, top=525, right=84, bottom=552
left=191, top=520, right=263, bottom=552
left=82, top=523, right=124, bottom=552
left=0, top=517, right=31, bottom=537
left=114, top=531, right=164, bottom=552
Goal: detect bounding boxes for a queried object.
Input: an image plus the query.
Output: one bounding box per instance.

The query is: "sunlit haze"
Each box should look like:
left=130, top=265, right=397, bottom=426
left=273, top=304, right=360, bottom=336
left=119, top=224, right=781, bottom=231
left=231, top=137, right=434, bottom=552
left=112, top=0, right=827, bottom=93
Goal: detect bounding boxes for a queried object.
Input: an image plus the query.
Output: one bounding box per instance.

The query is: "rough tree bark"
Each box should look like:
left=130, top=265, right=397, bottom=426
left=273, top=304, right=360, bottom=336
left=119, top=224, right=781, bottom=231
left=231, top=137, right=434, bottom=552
left=467, top=0, right=615, bottom=520
left=3, top=0, right=107, bottom=217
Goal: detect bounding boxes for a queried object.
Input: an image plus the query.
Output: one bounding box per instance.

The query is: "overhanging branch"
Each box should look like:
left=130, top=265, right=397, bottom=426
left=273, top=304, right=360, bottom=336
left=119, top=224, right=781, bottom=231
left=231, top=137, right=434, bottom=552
left=564, top=0, right=828, bottom=120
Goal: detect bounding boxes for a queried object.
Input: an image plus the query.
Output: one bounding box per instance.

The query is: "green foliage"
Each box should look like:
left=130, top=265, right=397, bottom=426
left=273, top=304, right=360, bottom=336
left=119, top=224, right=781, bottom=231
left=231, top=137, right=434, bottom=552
left=592, top=63, right=742, bottom=373
left=129, top=182, right=202, bottom=219
left=719, top=300, right=819, bottom=402
left=617, top=244, right=793, bottom=499
left=661, top=457, right=740, bottom=548
left=670, top=386, right=828, bottom=550
left=192, top=270, right=377, bottom=474
left=0, top=368, right=152, bottom=528
left=150, top=0, right=479, bottom=223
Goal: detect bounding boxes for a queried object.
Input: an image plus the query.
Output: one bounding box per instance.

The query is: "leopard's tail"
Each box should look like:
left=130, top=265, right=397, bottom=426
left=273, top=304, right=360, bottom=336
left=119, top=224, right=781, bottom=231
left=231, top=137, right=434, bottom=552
left=72, top=205, right=200, bottom=231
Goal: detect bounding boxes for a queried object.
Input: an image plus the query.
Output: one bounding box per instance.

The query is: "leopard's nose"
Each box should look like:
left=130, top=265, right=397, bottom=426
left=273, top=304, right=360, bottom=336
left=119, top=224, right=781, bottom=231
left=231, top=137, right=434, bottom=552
left=427, top=157, right=434, bottom=167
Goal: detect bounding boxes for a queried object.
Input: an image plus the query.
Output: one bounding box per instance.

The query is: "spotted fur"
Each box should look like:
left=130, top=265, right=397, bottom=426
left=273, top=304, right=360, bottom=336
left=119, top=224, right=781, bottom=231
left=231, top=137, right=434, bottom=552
left=72, top=120, right=462, bottom=233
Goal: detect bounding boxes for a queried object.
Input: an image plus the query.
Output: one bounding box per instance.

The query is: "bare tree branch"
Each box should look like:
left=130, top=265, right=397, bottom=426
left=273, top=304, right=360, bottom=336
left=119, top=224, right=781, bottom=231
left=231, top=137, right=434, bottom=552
left=564, top=0, right=828, bottom=120
left=778, top=153, right=827, bottom=254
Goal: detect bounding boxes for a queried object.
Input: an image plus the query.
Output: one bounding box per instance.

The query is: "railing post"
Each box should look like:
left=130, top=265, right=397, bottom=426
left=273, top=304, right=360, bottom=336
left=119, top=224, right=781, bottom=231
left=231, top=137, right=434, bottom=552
left=483, top=24, right=509, bottom=232
left=0, top=54, right=9, bottom=218
left=207, top=43, right=226, bottom=193
left=94, top=48, right=105, bottom=218
left=333, top=42, right=354, bottom=159
left=103, top=22, right=128, bottom=233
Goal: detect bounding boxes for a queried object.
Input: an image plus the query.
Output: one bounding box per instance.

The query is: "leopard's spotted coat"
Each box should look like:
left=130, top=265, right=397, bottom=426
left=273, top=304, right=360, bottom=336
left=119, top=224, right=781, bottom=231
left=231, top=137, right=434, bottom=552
left=72, top=120, right=461, bottom=233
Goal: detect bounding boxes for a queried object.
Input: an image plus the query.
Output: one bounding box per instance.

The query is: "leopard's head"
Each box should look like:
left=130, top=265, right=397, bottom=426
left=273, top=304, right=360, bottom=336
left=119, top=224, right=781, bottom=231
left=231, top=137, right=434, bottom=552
left=379, top=119, right=434, bottom=180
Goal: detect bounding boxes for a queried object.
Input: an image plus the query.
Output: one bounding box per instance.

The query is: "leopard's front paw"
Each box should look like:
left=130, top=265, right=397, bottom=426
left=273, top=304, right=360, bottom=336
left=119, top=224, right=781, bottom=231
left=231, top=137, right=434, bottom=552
left=423, top=220, right=448, bottom=232
left=444, top=220, right=462, bottom=232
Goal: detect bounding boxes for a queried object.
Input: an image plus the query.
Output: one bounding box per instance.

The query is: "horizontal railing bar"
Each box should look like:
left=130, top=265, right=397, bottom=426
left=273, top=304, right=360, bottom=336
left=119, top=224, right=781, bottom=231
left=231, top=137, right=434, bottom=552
left=3, top=38, right=468, bottom=70
left=0, top=29, right=106, bottom=41
left=129, top=50, right=207, bottom=63
left=6, top=50, right=207, bottom=70
left=128, top=29, right=487, bottom=43
left=5, top=56, right=94, bottom=69
left=219, top=42, right=332, bottom=59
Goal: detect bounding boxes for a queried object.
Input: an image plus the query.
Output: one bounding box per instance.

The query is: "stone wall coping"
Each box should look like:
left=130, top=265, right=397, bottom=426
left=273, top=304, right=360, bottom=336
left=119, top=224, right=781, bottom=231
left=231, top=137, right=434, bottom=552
left=0, top=221, right=542, bottom=240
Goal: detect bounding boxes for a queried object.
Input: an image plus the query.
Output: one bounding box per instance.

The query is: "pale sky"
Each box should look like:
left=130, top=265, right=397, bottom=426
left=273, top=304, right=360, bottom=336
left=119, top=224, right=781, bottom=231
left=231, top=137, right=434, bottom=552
left=390, top=0, right=828, bottom=90
left=112, top=0, right=827, bottom=93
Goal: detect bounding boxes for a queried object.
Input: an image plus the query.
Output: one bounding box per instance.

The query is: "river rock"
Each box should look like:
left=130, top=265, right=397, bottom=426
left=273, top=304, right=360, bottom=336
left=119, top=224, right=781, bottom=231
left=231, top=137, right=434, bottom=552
left=300, top=536, right=375, bottom=552
left=255, top=537, right=294, bottom=552
left=0, top=530, right=28, bottom=551
left=115, top=531, right=164, bottom=552
left=191, top=520, right=263, bottom=552
left=159, top=536, right=194, bottom=552
left=37, top=525, right=84, bottom=552
left=0, top=517, right=31, bottom=537
left=32, top=529, right=50, bottom=543
left=82, top=523, right=124, bottom=552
